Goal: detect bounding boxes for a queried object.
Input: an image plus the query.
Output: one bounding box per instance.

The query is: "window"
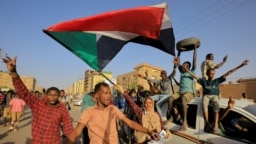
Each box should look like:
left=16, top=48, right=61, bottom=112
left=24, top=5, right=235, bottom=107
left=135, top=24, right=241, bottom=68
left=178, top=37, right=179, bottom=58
left=173, top=102, right=197, bottom=129
left=187, top=104, right=197, bottom=129
left=218, top=109, right=256, bottom=143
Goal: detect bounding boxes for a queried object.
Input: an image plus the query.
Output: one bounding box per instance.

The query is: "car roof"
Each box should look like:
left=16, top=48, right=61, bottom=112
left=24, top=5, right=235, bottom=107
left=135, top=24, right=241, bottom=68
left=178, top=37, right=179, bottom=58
left=189, top=97, right=253, bottom=106
left=189, top=97, right=256, bottom=116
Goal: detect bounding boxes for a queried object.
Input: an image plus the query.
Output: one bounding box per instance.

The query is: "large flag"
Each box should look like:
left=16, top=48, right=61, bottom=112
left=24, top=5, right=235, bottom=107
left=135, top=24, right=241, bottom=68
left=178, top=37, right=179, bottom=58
left=43, top=2, right=175, bottom=72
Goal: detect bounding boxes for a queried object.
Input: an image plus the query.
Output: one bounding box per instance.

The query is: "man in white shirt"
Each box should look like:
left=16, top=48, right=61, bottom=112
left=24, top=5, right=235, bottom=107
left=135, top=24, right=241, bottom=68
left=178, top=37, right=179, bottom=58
left=201, top=53, right=227, bottom=80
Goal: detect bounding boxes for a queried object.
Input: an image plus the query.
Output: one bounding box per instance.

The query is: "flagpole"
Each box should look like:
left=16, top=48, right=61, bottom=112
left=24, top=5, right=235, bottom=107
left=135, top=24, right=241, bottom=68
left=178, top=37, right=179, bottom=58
left=98, top=72, right=116, bottom=85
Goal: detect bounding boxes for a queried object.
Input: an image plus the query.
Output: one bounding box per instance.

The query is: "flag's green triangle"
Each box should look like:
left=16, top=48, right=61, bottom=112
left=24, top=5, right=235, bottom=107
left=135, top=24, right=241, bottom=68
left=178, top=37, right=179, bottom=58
left=46, top=31, right=99, bottom=71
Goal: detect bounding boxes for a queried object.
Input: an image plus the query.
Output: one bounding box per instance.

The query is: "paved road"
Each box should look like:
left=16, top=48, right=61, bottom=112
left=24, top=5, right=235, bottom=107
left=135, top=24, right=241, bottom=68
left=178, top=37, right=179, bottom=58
left=0, top=104, right=83, bottom=144
left=0, top=103, right=197, bottom=144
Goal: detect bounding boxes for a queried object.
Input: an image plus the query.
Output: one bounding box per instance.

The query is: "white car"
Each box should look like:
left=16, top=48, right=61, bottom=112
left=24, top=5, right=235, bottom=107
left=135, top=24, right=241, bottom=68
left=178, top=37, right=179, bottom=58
left=164, top=97, right=256, bottom=144
left=73, top=100, right=83, bottom=106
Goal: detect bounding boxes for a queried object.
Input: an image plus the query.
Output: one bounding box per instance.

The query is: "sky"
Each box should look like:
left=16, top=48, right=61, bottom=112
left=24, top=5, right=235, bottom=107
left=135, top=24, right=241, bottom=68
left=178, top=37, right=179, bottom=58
left=0, top=0, right=255, bottom=90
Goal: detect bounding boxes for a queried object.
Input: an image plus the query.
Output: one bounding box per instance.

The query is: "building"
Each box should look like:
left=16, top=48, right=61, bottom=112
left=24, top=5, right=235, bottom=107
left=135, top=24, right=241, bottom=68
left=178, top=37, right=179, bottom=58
left=84, top=70, right=113, bottom=93
left=219, top=77, right=256, bottom=102
left=73, top=79, right=85, bottom=96
left=117, top=63, right=164, bottom=91
left=21, top=76, right=36, bottom=92
left=0, top=71, right=12, bottom=91
left=0, top=71, right=36, bottom=92
left=35, top=86, right=45, bottom=94
left=65, top=70, right=113, bottom=96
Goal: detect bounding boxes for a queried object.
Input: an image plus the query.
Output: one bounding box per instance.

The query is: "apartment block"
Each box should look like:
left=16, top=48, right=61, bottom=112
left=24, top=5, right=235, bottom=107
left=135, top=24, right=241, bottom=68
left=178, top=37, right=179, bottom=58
left=84, top=70, right=113, bottom=93
left=117, top=63, right=163, bottom=91
left=0, top=71, right=36, bottom=92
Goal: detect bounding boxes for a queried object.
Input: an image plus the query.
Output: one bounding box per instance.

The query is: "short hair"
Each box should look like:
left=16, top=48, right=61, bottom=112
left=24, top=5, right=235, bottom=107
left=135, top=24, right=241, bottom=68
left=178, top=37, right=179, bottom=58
left=94, top=82, right=109, bottom=92
left=128, top=89, right=136, bottom=95
left=7, top=90, right=14, bottom=95
left=46, top=87, right=60, bottom=95
left=206, top=68, right=215, bottom=74
left=143, top=90, right=151, bottom=97
left=206, top=53, right=213, bottom=59
left=161, top=70, right=167, bottom=74
left=183, top=61, right=191, bottom=69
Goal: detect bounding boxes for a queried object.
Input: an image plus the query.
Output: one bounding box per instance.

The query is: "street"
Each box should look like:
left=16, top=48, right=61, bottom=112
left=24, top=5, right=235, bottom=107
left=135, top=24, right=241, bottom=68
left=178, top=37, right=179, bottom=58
left=0, top=103, right=197, bottom=144
left=0, top=104, right=82, bottom=144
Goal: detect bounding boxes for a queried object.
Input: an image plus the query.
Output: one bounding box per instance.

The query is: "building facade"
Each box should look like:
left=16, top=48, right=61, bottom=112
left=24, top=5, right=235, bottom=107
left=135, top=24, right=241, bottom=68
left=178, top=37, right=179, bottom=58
left=0, top=71, right=36, bottom=92
left=219, top=78, right=256, bottom=102
left=84, top=70, right=113, bottom=93
left=117, top=63, right=163, bottom=91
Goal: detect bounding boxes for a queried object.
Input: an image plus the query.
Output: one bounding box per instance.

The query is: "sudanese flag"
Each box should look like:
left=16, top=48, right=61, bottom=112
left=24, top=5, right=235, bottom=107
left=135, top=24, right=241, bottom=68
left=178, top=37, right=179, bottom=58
left=43, top=2, right=175, bottom=72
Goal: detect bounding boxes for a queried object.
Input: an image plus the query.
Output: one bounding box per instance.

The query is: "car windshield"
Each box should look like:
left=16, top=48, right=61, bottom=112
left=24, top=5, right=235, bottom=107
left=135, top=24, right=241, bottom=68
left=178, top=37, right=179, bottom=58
left=243, top=103, right=256, bottom=116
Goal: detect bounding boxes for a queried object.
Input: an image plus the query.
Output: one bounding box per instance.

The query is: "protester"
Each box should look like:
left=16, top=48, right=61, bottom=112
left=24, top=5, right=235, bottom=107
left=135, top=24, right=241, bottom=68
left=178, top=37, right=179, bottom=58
left=0, top=90, right=5, bottom=117
left=184, top=59, right=249, bottom=134
left=60, top=90, right=71, bottom=111
left=241, top=92, right=248, bottom=102
left=145, top=70, right=161, bottom=95
left=138, top=69, right=175, bottom=121
left=166, top=46, right=197, bottom=131
left=219, top=97, right=255, bottom=142
left=66, top=82, right=160, bottom=144
left=117, top=85, right=172, bottom=143
left=81, top=92, right=96, bottom=144
left=2, top=90, right=14, bottom=127
left=201, top=53, right=227, bottom=80
left=69, top=94, right=73, bottom=103
left=2, top=56, right=73, bottom=143
left=34, top=91, right=41, bottom=98
left=9, top=95, right=26, bottom=131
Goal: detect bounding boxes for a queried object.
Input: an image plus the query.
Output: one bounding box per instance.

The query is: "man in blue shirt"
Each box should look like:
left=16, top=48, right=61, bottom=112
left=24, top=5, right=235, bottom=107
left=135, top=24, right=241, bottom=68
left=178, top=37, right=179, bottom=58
left=166, top=46, right=197, bottom=131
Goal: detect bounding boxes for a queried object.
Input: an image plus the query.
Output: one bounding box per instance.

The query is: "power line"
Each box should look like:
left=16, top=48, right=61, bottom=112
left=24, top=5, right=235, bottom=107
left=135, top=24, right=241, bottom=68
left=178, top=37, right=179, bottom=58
left=174, top=0, right=221, bottom=32
left=176, top=0, right=251, bottom=38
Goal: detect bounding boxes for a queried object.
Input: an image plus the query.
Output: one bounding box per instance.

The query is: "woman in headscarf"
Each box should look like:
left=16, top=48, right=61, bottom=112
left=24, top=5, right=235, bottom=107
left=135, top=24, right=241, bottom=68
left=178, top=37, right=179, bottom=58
left=117, top=86, right=172, bottom=143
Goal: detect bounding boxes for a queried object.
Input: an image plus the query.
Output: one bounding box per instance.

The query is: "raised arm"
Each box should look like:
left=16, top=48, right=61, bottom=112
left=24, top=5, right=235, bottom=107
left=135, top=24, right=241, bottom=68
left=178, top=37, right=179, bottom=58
left=215, top=55, right=228, bottom=69
left=184, top=66, right=200, bottom=81
left=2, top=56, right=38, bottom=108
left=138, top=73, right=160, bottom=84
left=174, top=51, right=182, bottom=73
left=222, top=60, right=249, bottom=78
left=191, top=45, right=197, bottom=70
left=219, top=97, right=235, bottom=121
left=145, top=70, right=154, bottom=88
left=114, top=85, right=143, bottom=120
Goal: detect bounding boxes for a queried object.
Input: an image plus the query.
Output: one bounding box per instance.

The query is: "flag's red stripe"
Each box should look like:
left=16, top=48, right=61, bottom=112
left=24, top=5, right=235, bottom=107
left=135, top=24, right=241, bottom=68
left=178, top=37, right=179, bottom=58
left=45, top=6, right=165, bottom=39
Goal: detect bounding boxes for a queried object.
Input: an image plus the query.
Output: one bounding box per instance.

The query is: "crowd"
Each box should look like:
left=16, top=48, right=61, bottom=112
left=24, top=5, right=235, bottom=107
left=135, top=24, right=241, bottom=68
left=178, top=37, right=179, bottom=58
left=0, top=43, right=249, bottom=144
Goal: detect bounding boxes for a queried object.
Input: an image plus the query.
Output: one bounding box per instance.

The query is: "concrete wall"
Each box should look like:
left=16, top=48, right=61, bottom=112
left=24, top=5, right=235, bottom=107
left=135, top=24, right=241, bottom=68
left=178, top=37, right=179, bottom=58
left=220, top=81, right=256, bottom=102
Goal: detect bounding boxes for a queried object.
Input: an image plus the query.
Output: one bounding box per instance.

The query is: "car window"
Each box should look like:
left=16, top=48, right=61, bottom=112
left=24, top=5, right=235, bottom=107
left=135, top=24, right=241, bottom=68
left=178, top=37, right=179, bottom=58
left=219, top=108, right=256, bottom=143
left=171, top=103, right=198, bottom=129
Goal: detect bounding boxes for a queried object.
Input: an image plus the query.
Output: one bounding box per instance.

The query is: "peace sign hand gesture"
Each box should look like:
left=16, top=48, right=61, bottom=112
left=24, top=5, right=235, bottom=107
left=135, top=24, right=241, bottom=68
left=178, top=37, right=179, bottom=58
left=2, top=56, right=17, bottom=73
